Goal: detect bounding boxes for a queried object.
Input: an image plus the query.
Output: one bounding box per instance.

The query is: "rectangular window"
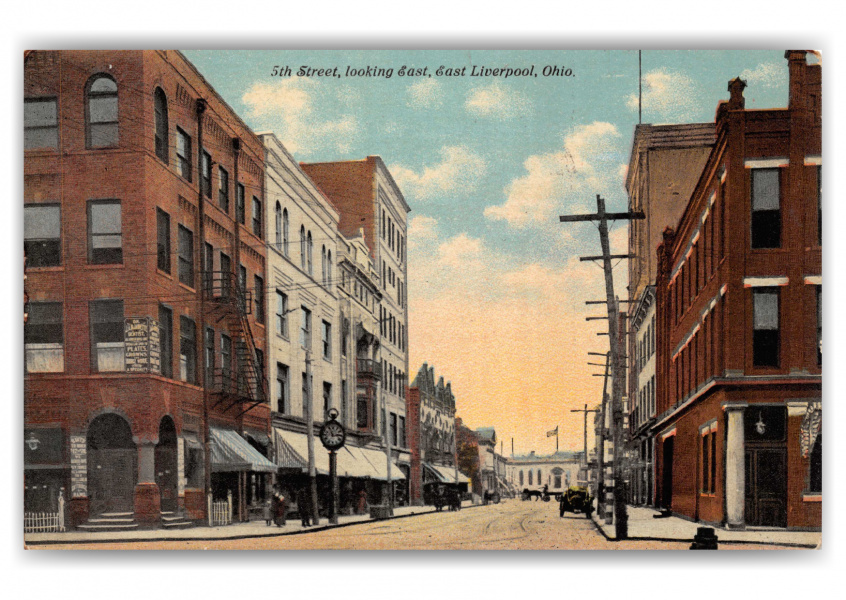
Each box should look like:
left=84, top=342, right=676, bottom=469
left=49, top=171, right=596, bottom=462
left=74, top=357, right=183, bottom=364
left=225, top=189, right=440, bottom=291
left=302, top=372, right=310, bottom=418
left=710, top=431, right=717, bottom=494
left=701, top=433, right=710, bottom=493
left=24, top=204, right=61, bottom=267
left=25, top=98, right=59, bottom=149
left=300, top=306, right=311, bottom=349
left=221, top=334, right=232, bottom=391
left=357, top=393, right=369, bottom=430
left=156, top=208, right=170, bottom=273
left=254, top=275, right=264, bottom=324
left=236, top=183, right=245, bottom=225
left=25, top=301, right=64, bottom=373
left=201, top=150, right=212, bottom=198
left=341, top=379, right=347, bottom=425
left=753, top=288, right=780, bottom=367
left=158, top=305, right=173, bottom=378
left=817, top=286, right=822, bottom=367
left=276, top=291, right=288, bottom=338
left=322, top=320, right=331, bottom=360
left=202, top=242, right=214, bottom=295
left=179, top=316, right=197, bottom=384
left=390, top=413, right=398, bottom=447
left=88, top=200, right=122, bottom=264
left=178, top=225, right=194, bottom=287
left=90, top=299, right=124, bottom=372
left=218, top=166, right=229, bottom=213
left=255, top=348, right=264, bottom=388
left=817, top=166, right=822, bottom=246
left=276, top=363, right=289, bottom=414
left=252, top=197, right=262, bottom=237
left=323, top=382, right=331, bottom=420
left=399, top=416, right=406, bottom=448
left=751, top=168, right=781, bottom=249
left=220, top=252, right=231, bottom=299
left=176, top=128, right=192, bottom=181
left=204, top=327, right=214, bottom=387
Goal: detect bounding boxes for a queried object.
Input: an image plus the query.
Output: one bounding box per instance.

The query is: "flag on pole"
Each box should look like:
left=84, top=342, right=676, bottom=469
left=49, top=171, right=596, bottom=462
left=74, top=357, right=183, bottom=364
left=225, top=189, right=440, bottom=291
left=546, top=426, right=558, bottom=437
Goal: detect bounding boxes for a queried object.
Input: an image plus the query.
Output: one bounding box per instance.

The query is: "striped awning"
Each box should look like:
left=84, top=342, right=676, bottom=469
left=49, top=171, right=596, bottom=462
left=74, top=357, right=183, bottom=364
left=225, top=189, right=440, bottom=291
left=423, top=462, right=468, bottom=484
left=210, top=427, right=276, bottom=473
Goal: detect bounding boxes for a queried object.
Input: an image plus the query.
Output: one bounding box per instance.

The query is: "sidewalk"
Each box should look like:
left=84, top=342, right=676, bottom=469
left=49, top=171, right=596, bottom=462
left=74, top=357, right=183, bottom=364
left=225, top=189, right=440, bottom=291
left=590, top=504, right=820, bottom=548
left=24, top=501, right=478, bottom=546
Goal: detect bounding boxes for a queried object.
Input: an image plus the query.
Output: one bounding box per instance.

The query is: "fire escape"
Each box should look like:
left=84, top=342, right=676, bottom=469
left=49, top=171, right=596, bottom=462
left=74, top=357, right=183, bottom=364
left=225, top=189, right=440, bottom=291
left=203, top=270, right=267, bottom=417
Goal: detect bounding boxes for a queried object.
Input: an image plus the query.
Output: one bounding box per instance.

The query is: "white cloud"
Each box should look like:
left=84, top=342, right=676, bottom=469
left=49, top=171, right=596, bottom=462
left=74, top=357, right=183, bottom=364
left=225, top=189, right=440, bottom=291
left=626, top=69, right=697, bottom=123
left=390, top=146, right=487, bottom=201
left=740, top=62, right=787, bottom=90
left=407, top=78, right=444, bottom=109
left=241, top=78, right=357, bottom=156
left=407, top=215, right=439, bottom=248
left=465, top=82, right=532, bottom=119
left=484, top=122, right=624, bottom=228
left=437, top=233, right=484, bottom=269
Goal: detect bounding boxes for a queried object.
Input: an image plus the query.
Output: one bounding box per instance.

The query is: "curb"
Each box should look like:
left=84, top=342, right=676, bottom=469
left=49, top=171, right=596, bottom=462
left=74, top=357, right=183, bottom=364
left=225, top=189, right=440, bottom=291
left=25, top=502, right=485, bottom=547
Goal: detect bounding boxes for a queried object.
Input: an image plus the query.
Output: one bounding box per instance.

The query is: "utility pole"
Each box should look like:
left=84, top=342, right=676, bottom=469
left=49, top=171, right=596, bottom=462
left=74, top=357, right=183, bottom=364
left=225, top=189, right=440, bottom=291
left=305, top=350, right=319, bottom=524
left=570, top=404, right=599, bottom=480
left=560, top=194, right=643, bottom=540
left=588, top=351, right=611, bottom=520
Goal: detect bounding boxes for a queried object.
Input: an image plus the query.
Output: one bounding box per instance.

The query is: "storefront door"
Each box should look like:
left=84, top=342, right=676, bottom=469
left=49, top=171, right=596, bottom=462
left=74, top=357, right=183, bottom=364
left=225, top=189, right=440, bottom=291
left=87, top=414, right=136, bottom=516
left=745, top=447, right=787, bottom=527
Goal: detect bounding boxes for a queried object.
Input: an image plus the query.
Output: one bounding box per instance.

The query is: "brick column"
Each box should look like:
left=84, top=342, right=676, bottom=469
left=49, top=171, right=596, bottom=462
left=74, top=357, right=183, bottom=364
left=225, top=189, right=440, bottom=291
left=134, top=441, right=161, bottom=527
left=723, top=402, right=746, bottom=529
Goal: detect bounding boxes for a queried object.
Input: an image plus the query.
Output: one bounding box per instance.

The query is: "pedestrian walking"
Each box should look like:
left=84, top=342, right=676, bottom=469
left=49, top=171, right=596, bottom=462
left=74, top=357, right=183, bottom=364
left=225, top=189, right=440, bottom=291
left=265, top=494, right=276, bottom=526
left=357, top=489, right=368, bottom=515
left=274, top=490, right=287, bottom=527
left=297, top=487, right=312, bottom=527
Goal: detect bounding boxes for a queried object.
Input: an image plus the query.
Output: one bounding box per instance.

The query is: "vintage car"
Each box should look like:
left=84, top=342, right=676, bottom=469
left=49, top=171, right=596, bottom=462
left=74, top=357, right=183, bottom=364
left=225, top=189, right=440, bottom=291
left=558, top=485, right=594, bottom=517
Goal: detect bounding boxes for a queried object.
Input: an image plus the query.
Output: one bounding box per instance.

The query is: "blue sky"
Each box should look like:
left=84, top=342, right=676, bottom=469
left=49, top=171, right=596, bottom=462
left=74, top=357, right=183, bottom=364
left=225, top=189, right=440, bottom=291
left=183, top=49, right=792, bottom=452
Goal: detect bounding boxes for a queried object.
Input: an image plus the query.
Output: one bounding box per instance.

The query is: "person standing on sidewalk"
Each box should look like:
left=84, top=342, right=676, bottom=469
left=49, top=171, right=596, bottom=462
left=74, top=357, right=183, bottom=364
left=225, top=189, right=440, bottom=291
left=274, top=489, right=287, bottom=527
left=297, top=487, right=312, bottom=527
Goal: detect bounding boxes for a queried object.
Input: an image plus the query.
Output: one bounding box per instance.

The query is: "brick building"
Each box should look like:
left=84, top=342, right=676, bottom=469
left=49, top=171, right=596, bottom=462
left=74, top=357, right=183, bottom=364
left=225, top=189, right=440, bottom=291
left=624, top=123, right=714, bottom=507
left=301, top=158, right=412, bottom=503
left=24, top=50, right=273, bottom=530
left=652, top=51, right=821, bottom=530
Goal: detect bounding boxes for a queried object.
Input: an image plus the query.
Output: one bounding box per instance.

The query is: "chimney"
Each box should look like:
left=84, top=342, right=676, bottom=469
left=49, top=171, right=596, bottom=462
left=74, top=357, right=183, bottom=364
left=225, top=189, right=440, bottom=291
left=785, top=50, right=809, bottom=110
left=727, top=77, right=747, bottom=110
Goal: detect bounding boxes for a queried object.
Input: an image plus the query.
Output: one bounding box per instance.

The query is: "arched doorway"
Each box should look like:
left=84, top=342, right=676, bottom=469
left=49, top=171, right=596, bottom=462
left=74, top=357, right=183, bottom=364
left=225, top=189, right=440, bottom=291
left=155, top=416, right=178, bottom=512
left=87, top=413, right=136, bottom=516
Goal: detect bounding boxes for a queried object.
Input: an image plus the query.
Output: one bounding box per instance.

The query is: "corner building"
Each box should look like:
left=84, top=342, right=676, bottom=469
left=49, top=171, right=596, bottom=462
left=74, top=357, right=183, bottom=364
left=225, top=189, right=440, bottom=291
left=653, top=51, right=821, bottom=530
left=24, top=51, right=272, bottom=530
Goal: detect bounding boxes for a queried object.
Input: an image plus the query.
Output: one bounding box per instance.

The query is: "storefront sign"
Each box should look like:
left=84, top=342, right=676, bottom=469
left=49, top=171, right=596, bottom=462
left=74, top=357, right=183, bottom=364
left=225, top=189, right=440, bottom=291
left=124, top=317, right=161, bottom=374
left=69, top=435, right=87, bottom=498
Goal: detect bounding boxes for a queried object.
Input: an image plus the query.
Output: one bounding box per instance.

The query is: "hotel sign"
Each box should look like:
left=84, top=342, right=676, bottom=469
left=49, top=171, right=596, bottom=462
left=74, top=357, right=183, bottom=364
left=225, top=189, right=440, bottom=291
left=124, top=317, right=161, bottom=374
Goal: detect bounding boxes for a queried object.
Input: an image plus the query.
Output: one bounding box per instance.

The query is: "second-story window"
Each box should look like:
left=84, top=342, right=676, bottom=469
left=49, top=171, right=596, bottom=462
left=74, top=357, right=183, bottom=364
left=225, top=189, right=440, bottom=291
left=176, top=128, right=192, bottom=181
left=751, top=168, right=781, bottom=249
left=86, top=75, right=118, bottom=148
left=179, top=316, right=197, bottom=384
left=25, top=301, right=64, bottom=373
left=24, top=98, right=58, bottom=149
left=178, top=225, right=194, bottom=287
left=88, top=200, right=122, bottom=264
left=276, top=290, right=288, bottom=338
left=252, top=197, right=262, bottom=237
left=752, top=287, right=780, bottom=367
left=24, top=204, right=61, bottom=268
left=218, top=166, right=229, bottom=213
left=322, top=320, right=331, bottom=360
left=90, top=299, right=124, bottom=372
left=154, top=87, right=169, bottom=163
left=158, top=304, right=173, bottom=378
left=277, top=363, right=289, bottom=414
left=254, top=275, right=265, bottom=324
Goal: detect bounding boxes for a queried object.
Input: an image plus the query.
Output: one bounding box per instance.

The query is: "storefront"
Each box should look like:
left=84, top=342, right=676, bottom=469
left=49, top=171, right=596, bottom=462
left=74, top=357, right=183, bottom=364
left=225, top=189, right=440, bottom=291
left=209, top=426, right=276, bottom=522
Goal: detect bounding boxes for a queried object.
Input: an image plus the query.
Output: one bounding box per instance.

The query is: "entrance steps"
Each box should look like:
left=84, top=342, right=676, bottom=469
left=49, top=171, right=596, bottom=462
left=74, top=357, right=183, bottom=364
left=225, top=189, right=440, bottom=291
left=78, top=512, right=138, bottom=532
left=161, top=510, right=194, bottom=529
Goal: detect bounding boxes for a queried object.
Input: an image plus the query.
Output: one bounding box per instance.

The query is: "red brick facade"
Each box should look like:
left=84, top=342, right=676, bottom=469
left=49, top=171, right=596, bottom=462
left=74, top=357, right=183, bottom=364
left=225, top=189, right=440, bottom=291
left=653, top=51, right=821, bottom=530
left=24, top=51, right=269, bottom=528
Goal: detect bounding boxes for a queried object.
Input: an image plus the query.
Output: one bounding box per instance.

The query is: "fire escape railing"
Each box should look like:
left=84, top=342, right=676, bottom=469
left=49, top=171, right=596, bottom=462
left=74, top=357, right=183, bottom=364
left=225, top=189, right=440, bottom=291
left=202, top=270, right=268, bottom=416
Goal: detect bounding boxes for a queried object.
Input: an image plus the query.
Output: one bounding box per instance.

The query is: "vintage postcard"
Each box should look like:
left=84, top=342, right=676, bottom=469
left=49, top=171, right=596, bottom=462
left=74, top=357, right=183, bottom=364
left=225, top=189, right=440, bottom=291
left=22, top=49, right=822, bottom=551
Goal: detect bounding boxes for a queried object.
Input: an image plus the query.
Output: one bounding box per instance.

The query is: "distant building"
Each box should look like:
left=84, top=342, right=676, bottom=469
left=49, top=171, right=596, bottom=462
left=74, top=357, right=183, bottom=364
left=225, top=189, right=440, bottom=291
left=653, top=51, right=821, bottom=530
left=475, top=427, right=508, bottom=498
left=508, top=450, right=583, bottom=495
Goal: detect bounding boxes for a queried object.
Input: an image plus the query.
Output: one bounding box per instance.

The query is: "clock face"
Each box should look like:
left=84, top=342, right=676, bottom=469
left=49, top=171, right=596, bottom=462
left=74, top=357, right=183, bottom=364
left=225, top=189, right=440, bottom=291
left=320, top=421, right=346, bottom=450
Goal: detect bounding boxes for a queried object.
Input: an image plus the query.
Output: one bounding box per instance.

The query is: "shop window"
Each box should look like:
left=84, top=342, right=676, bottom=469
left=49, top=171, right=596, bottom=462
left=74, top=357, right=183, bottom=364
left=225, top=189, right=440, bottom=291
left=751, top=168, right=781, bottom=249
left=154, top=88, right=168, bottom=163
left=24, top=204, right=61, bottom=267
left=90, top=299, right=124, bottom=372
left=88, top=200, right=122, bottom=264
left=184, top=443, right=203, bottom=489
left=753, top=288, right=780, bottom=367
left=86, top=75, right=118, bottom=148
left=179, top=316, right=197, bottom=384
left=25, top=302, right=64, bottom=373
left=24, top=97, right=58, bottom=149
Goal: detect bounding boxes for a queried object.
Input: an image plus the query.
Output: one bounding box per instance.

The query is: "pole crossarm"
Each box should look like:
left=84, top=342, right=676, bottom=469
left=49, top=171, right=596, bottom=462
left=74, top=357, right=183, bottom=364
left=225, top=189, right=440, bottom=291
left=586, top=316, right=609, bottom=321
left=586, top=300, right=631, bottom=304
left=559, top=211, right=645, bottom=222
left=580, top=254, right=637, bottom=262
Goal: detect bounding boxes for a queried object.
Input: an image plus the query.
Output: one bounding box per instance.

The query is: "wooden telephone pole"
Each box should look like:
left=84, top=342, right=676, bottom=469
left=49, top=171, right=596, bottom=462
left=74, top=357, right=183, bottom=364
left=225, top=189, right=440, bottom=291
left=570, top=404, right=599, bottom=477
left=560, top=194, right=643, bottom=540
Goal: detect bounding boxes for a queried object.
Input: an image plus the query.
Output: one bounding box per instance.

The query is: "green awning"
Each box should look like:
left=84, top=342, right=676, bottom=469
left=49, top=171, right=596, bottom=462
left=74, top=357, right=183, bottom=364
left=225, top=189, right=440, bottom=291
left=210, top=427, right=276, bottom=473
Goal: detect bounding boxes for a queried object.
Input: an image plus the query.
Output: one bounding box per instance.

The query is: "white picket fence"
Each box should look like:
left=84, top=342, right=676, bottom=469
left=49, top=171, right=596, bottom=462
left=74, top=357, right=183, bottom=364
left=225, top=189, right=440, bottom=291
left=208, top=491, right=233, bottom=526
left=24, top=490, right=65, bottom=533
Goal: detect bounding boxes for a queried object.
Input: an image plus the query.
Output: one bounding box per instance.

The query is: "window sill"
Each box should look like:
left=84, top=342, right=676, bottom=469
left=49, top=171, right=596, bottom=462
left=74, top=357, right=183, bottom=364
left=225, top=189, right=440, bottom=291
left=85, top=263, right=125, bottom=269
left=698, top=492, right=717, bottom=498
left=802, top=494, right=822, bottom=503
left=156, top=269, right=173, bottom=280
left=178, top=282, right=196, bottom=294
left=25, top=265, right=64, bottom=272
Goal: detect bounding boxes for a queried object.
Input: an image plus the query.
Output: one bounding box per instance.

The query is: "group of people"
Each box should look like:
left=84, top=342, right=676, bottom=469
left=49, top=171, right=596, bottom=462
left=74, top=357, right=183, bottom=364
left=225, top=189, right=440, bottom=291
left=264, top=486, right=315, bottom=528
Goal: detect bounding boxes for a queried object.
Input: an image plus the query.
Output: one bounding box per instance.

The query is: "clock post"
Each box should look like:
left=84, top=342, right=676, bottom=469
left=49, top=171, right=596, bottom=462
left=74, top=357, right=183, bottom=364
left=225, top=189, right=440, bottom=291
left=319, top=407, right=346, bottom=525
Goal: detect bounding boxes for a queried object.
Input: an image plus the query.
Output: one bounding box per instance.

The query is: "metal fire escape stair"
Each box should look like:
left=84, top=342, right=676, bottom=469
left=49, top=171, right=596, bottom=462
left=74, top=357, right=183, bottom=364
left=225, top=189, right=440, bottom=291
left=203, top=271, right=268, bottom=416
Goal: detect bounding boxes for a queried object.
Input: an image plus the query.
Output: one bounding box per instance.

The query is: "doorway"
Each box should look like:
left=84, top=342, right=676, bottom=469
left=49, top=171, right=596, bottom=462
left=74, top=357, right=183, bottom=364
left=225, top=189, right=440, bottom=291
left=745, top=448, right=787, bottom=527
left=155, top=417, right=178, bottom=512
left=87, top=414, right=136, bottom=515
left=661, top=436, right=674, bottom=510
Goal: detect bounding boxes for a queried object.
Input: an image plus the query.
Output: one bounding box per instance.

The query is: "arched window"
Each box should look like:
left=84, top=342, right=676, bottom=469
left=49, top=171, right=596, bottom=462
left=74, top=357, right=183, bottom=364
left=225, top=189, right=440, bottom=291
left=528, top=470, right=533, bottom=486
left=537, top=469, right=542, bottom=485
left=154, top=87, right=168, bottom=162
left=275, top=202, right=282, bottom=251
left=327, top=250, right=332, bottom=284
left=86, top=75, right=118, bottom=148
left=321, top=245, right=327, bottom=284
left=307, top=231, right=313, bottom=276
left=283, top=209, right=289, bottom=256
left=300, top=226, right=306, bottom=270
left=519, top=470, right=524, bottom=486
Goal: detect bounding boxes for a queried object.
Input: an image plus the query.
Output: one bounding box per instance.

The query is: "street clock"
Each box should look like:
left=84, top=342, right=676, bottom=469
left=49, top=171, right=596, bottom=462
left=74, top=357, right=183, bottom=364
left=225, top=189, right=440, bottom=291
left=319, top=408, right=346, bottom=451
